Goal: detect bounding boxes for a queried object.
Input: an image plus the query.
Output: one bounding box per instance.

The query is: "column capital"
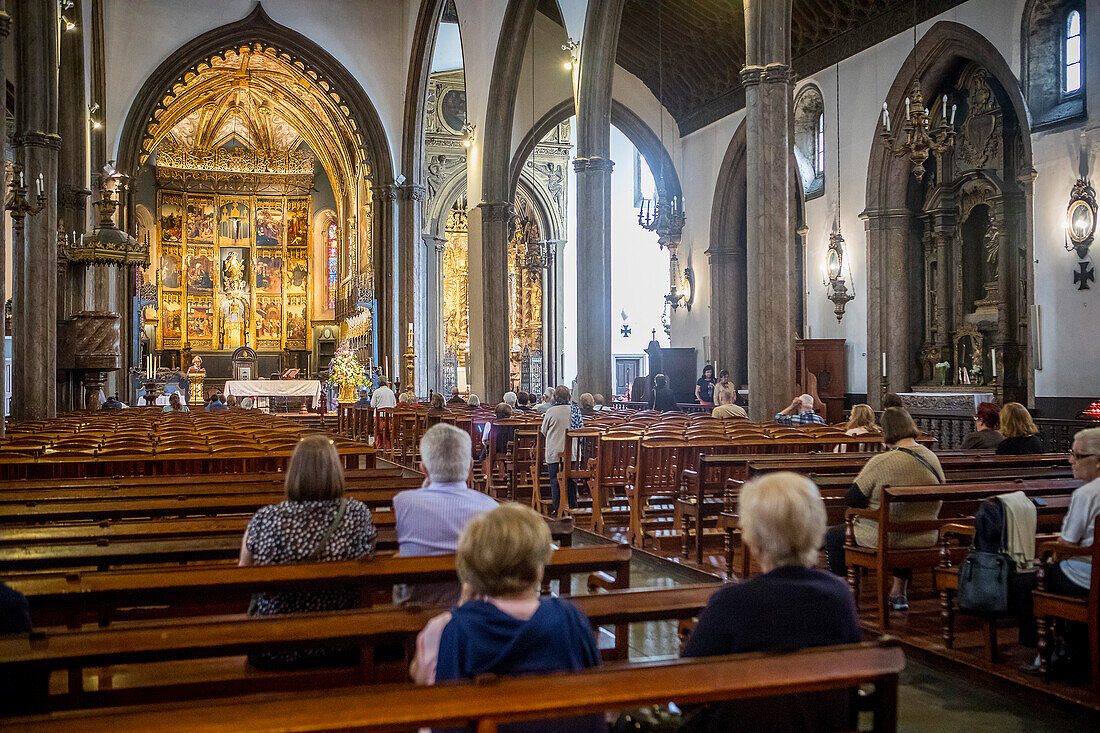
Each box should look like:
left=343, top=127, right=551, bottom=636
left=16, top=131, right=63, bottom=150
left=572, top=156, right=614, bottom=173
left=740, top=63, right=794, bottom=86
left=378, top=183, right=425, bottom=202
left=477, top=200, right=514, bottom=223
left=0, top=11, right=11, bottom=39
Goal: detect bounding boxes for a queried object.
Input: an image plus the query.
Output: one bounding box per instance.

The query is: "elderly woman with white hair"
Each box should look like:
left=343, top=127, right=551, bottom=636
left=681, top=472, right=860, bottom=731
left=774, top=393, right=826, bottom=426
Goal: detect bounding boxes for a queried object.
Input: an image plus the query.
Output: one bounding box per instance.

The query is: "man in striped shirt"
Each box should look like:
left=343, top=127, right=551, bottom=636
left=774, top=394, right=826, bottom=426
left=393, top=424, right=497, bottom=603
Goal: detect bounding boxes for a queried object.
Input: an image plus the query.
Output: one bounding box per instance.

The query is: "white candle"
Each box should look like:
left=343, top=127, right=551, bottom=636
left=905, top=97, right=910, bottom=117
left=881, top=352, right=887, bottom=379
left=990, top=350, right=996, bottom=379
left=18, top=171, right=24, bottom=187
left=881, top=103, right=890, bottom=132
left=950, top=104, right=957, bottom=126
left=36, top=173, right=43, bottom=197
left=941, top=95, right=947, bottom=120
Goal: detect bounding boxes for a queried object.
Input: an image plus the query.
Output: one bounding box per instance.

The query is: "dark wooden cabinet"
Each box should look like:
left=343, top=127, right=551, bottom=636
left=795, top=339, right=847, bottom=423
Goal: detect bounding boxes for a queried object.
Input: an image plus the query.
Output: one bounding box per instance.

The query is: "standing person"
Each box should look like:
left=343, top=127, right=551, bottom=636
left=370, top=377, right=397, bottom=409
left=541, top=385, right=578, bottom=514
left=239, top=435, right=378, bottom=667
left=961, top=401, right=1003, bottom=450
left=695, top=364, right=717, bottom=406
left=774, top=394, right=826, bottom=426
left=823, top=408, right=944, bottom=611
left=533, top=389, right=553, bottom=413
left=996, top=402, right=1044, bottom=455
left=714, top=369, right=737, bottom=406
left=393, top=424, right=498, bottom=604
left=682, top=472, right=860, bottom=732
left=410, top=504, right=602, bottom=733
left=650, top=374, right=678, bottom=411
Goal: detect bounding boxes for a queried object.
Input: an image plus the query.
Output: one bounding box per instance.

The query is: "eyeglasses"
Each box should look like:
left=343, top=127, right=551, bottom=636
left=1071, top=451, right=1098, bottom=460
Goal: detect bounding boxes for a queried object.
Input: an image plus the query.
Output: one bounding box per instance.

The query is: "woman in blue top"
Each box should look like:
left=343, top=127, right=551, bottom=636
left=411, top=503, right=601, bottom=733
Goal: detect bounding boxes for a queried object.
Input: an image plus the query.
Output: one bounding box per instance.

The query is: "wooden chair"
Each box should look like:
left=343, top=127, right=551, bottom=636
left=591, top=434, right=642, bottom=534
left=626, top=438, right=687, bottom=548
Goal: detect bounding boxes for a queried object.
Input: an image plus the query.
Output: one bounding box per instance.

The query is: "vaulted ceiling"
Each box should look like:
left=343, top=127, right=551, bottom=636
left=615, top=0, right=968, bottom=136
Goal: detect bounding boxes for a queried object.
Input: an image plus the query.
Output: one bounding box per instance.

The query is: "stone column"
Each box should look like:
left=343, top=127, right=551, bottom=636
left=14, top=0, right=61, bottom=421
left=572, top=0, right=625, bottom=399
left=544, top=238, right=565, bottom=388
left=742, top=0, right=795, bottom=421
left=863, top=210, right=911, bottom=406
left=391, top=183, right=426, bottom=395
left=466, top=200, right=512, bottom=403
left=707, top=247, right=747, bottom=387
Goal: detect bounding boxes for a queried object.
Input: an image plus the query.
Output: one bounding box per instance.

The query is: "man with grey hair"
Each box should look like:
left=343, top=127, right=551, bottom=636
left=502, top=391, right=518, bottom=409
left=370, top=376, right=397, bottom=409
left=774, top=393, right=826, bottom=426
left=533, top=389, right=553, bottom=414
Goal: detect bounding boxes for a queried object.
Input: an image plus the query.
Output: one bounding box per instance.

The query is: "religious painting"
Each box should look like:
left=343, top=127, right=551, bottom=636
left=285, top=247, right=308, bottom=293
left=160, top=244, right=183, bottom=289
left=186, top=247, right=215, bottom=292
left=219, top=247, right=250, bottom=293
left=254, top=250, right=283, bottom=292
left=286, top=295, right=307, bottom=343
left=187, top=298, right=214, bottom=341
left=286, top=198, right=309, bottom=248
left=256, top=295, right=281, bottom=342
left=255, top=198, right=283, bottom=248
left=439, top=89, right=467, bottom=134
left=161, top=292, right=182, bottom=339
left=218, top=200, right=251, bottom=242
left=159, top=193, right=184, bottom=242
left=186, top=196, right=216, bottom=242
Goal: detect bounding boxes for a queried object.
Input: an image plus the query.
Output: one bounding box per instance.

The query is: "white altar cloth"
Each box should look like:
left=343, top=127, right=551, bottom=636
left=224, top=380, right=322, bottom=404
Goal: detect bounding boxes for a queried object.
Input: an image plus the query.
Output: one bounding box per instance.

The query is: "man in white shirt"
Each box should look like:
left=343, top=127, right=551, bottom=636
left=370, top=377, right=397, bottom=409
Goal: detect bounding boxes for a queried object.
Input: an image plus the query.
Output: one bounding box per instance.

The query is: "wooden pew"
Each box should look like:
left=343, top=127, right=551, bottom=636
left=0, top=584, right=719, bottom=713
left=844, top=478, right=1081, bottom=630
left=1, top=639, right=904, bottom=732
left=13, top=544, right=633, bottom=628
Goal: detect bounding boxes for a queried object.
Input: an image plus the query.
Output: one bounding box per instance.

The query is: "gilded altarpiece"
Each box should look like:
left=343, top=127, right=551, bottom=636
left=156, top=189, right=311, bottom=352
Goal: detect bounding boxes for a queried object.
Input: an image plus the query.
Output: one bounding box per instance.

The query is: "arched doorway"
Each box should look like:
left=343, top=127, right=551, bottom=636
left=865, top=21, right=1034, bottom=407
left=115, top=5, right=391, bottom=389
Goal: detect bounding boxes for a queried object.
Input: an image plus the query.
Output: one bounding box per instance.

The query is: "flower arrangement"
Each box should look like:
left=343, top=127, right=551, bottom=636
left=328, top=342, right=364, bottom=387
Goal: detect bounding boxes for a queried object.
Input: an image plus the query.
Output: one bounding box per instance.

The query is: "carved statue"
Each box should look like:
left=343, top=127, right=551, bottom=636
left=222, top=251, right=244, bottom=288
left=220, top=292, right=249, bottom=350
left=983, top=213, right=1000, bottom=284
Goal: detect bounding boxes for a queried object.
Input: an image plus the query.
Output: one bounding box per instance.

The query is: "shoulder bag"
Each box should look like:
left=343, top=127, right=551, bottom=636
left=957, top=498, right=1014, bottom=614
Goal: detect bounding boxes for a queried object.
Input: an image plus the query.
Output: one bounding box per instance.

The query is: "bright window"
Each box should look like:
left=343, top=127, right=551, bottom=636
left=327, top=222, right=338, bottom=310
left=1065, top=9, right=1082, bottom=95
left=814, top=112, right=825, bottom=176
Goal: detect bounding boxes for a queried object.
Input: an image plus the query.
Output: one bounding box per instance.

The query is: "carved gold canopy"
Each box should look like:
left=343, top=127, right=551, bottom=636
left=143, top=45, right=367, bottom=194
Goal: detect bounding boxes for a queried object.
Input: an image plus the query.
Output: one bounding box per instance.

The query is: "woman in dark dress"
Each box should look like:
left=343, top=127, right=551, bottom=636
left=239, top=435, right=377, bottom=667
left=695, top=365, right=717, bottom=406
left=996, top=402, right=1044, bottom=455
left=650, top=373, right=679, bottom=411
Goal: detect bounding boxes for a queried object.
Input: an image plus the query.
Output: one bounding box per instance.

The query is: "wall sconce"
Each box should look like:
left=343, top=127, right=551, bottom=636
left=666, top=265, right=694, bottom=312
left=461, top=122, right=476, bottom=149
left=823, top=224, right=855, bottom=321
left=1066, top=178, right=1096, bottom=290
left=561, top=38, right=579, bottom=71
left=60, top=0, right=76, bottom=30
left=88, top=102, right=102, bottom=130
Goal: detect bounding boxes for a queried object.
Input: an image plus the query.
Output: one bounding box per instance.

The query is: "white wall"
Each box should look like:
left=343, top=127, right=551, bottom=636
left=674, top=0, right=1099, bottom=401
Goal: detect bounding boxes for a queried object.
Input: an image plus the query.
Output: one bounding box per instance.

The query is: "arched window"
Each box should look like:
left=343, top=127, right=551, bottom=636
left=327, top=222, right=338, bottom=310
left=1064, top=9, right=1082, bottom=96
left=1023, top=0, right=1085, bottom=127
left=793, top=84, right=825, bottom=198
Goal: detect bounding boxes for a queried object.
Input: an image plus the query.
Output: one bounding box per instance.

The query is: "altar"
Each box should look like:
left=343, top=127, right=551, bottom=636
left=223, top=380, right=322, bottom=406
left=897, top=391, right=994, bottom=417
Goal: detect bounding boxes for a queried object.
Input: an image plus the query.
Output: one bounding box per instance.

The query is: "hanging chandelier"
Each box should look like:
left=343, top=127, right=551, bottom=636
left=638, top=195, right=685, bottom=234
left=879, top=81, right=955, bottom=179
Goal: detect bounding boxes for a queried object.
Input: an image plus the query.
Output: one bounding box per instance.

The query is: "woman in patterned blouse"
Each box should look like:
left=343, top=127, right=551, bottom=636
left=239, top=434, right=377, bottom=667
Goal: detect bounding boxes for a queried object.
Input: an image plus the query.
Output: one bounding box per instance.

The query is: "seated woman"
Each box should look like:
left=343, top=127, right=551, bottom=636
left=844, top=404, right=878, bottom=437
left=961, top=401, right=1003, bottom=450
left=823, top=408, right=944, bottom=611
left=411, top=503, right=601, bottom=733
left=682, top=472, right=860, bottom=732
left=162, top=392, right=189, bottom=412
left=578, top=392, right=596, bottom=417
left=239, top=435, right=377, bottom=668
left=996, top=402, right=1044, bottom=455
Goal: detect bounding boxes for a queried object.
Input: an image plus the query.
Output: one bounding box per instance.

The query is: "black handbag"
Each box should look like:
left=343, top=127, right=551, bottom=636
left=957, top=499, right=1014, bottom=614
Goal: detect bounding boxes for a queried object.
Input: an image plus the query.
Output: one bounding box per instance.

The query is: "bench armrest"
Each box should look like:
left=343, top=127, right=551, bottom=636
left=1038, top=539, right=1087, bottom=562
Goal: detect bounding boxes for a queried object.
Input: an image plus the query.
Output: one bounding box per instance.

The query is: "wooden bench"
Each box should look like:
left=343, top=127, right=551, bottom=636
left=0, top=584, right=718, bottom=713
left=844, top=478, right=1081, bottom=629
left=13, top=544, right=633, bottom=628
left=1, top=639, right=904, bottom=732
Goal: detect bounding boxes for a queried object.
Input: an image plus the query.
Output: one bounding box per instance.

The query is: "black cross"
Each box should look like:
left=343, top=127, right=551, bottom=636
left=620, top=324, right=631, bottom=338
left=1074, top=261, right=1095, bottom=291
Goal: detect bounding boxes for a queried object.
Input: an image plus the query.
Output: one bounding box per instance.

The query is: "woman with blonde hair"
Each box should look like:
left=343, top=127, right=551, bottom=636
left=996, top=402, right=1044, bottom=455
left=844, top=404, right=878, bottom=436
left=239, top=435, right=377, bottom=667
left=411, top=503, right=601, bottom=731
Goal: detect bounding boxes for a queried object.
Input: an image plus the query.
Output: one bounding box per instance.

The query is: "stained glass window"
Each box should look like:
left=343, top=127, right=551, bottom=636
left=1065, top=10, right=1082, bottom=95
left=327, top=222, right=338, bottom=310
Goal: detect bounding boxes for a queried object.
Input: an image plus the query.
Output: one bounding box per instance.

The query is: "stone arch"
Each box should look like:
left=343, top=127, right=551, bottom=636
left=864, top=20, right=1035, bottom=406
left=115, top=3, right=395, bottom=358
left=508, top=98, right=683, bottom=207
left=709, top=119, right=807, bottom=389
